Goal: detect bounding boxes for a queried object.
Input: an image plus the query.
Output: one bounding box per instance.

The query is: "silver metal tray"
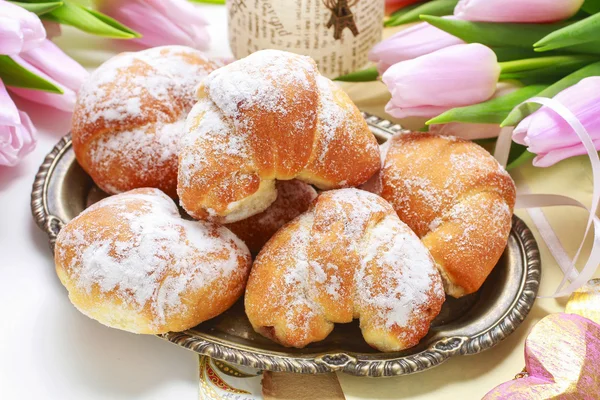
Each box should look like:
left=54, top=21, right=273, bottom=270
left=31, top=112, right=541, bottom=377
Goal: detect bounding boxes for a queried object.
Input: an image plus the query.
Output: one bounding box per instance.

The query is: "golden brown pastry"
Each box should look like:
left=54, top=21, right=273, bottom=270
left=225, top=180, right=317, bottom=254
left=72, top=46, right=223, bottom=197
left=376, top=133, right=516, bottom=297
left=245, top=188, right=445, bottom=352
left=177, top=49, right=380, bottom=223
left=54, top=188, right=251, bottom=334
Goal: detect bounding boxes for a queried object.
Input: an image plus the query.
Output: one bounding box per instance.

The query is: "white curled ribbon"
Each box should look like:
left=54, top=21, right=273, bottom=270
left=494, top=97, right=600, bottom=298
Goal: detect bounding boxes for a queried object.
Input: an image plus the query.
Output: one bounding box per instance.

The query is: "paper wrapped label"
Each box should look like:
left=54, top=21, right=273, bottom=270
left=227, top=0, right=384, bottom=78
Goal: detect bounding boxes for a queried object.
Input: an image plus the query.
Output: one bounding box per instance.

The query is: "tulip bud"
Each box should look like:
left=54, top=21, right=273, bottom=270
left=369, top=19, right=464, bottom=74
left=0, top=80, right=36, bottom=166
left=0, top=0, right=46, bottom=55
left=98, top=0, right=210, bottom=50
left=513, top=77, right=600, bottom=167
left=454, top=0, right=584, bottom=23
left=8, top=39, right=88, bottom=112
left=382, top=43, right=500, bottom=119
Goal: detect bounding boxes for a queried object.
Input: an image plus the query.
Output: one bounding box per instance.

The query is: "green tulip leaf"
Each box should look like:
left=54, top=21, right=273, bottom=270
left=420, top=15, right=569, bottom=49
left=582, top=0, right=600, bottom=14
left=7, top=1, right=63, bottom=15
left=502, top=61, right=600, bottom=127
left=42, top=2, right=140, bottom=39
left=500, top=55, right=598, bottom=82
left=499, top=55, right=597, bottom=73
left=535, top=13, right=600, bottom=52
left=83, top=8, right=141, bottom=37
left=385, top=0, right=458, bottom=27
left=0, top=55, right=63, bottom=93
left=334, top=66, right=379, bottom=82
left=507, top=147, right=536, bottom=170
left=426, top=84, right=547, bottom=125
left=492, top=47, right=555, bottom=62
left=549, top=40, right=600, bottom=55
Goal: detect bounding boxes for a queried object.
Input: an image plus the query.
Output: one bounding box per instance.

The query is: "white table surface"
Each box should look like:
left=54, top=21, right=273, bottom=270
left=2, top=4, right=596, bottom=400
left=0, top=5, right=229, bottom=400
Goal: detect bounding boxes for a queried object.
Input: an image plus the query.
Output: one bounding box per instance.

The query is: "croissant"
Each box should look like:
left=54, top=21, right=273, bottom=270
left=177, top=49, right=381, bottom=223
left=376, top=133, right=516, bottom=297
left=54, top=188, right=252, bottom=334
left=72, top=46, right=223, bottom=197
left=245, top=189, right=445, bottom=352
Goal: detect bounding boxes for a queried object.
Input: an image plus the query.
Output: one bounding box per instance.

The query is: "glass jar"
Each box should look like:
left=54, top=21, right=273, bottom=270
left=227, top=0, right=384, bottom=78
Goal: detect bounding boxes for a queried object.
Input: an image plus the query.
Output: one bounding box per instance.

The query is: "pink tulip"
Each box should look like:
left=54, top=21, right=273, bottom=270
left=0, top=80, right=36, bottom=167
left=454, top=0, right=584, bottom=23
left=382, top=43, right=500, bottom=119
left=513, top=77, right=600, bottom=167
left=0, top=0, right=45, bottom=55
left=369, top=19, right=464, bottom=74
left=8, top=39, right=88, bottom=112
left=98, top=0, right=210, bottom=50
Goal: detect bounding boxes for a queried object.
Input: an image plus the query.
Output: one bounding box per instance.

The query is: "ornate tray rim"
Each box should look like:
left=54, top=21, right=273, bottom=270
left=31, top=112, right=541, bottom=377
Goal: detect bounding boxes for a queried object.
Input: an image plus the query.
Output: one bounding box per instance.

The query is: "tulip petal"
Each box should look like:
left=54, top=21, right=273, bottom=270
left=385, top=104, right=451, bottom=119
left=503, top=61, right=600, bottom=127
left=117, top=3, right=200, bottom=48
left=513, top=76, right=600, bottom=167
left=145, top=0, right=208, bottom=30
left=0, top=17, right=24, bottom=55
left=0, top=110, right=36, bottom=167
left=454, top=0, right=584, bottom=23
left=0, top=1, right=45, bottom=54
left=98, top=0, right=210, bottom=50
left=533, top=140, right=600, bottom=167
left=8, top=55, right=77, bottom=112
left=9, top=86, right=76, bottom=112
left=516, top=77, right=600, bottom=153
left=0, top=79, right=19, bottom=125
left=369, top=19, right=464, bottom=74
left=19, top=39, right=88, bottom=92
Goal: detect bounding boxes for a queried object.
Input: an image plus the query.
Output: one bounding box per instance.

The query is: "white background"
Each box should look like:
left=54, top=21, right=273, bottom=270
left=0, top=5, right=229, bottom=400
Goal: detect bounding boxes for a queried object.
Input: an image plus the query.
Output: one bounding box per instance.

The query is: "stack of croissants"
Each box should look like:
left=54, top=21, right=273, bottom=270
left=54, top=46, right=516, bottom=352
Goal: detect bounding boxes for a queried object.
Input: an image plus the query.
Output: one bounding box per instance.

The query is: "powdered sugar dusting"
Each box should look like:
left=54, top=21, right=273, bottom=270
left=203, top=49, right=314, bottom=122
left=358, top=214, right=443, bottom=330
left=77, top=46, right=219, bottom=125
left=179, top=98, right=249, bottom=188
left=74, top=46, right=222, bottom=194
left=88, top=119, right=185, bottom=190
left=314, top=76, right=347, bottom=163
left=56, top=189, right=250, bottom=328
left=247, top=189, right=444, bottom=349
left=381, top=133, right=515, bottom=237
